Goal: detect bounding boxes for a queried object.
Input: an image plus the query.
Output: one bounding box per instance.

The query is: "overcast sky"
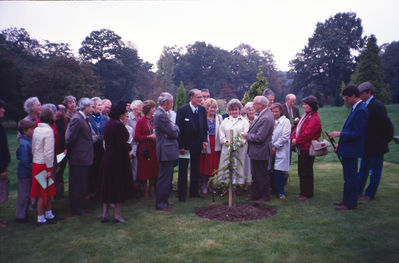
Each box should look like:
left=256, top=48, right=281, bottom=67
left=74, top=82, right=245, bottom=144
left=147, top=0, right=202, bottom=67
left=1, top=0, right=398, bottom=71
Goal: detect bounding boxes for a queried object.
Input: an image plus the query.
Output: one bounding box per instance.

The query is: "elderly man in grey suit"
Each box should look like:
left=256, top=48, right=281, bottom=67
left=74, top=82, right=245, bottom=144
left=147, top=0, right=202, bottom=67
left=65, top=98, right=94, bottom=216
left=242, top=95, right=274, bottom=203
left=154, top=92, right=180, bottom=211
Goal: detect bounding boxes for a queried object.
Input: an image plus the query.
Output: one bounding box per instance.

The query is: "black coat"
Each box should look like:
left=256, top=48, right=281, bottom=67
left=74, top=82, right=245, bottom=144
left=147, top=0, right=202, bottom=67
left=176, top=103, right=208, bottom=155
left=0, top=124, right=10, bottom=173
left=100, top=120, right=134, bottom=203
left=282, top=104, right=300, bottom=120
left=364, top=97, right=394, bottom=156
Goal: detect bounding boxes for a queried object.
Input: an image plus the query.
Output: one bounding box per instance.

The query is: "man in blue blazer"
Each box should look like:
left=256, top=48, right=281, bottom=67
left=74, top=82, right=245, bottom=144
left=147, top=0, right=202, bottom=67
left=357, top=82, right=394, bottom=201
left=176, top=89, right=208, bottom=201
left=329, top=85, right=368, bottom=210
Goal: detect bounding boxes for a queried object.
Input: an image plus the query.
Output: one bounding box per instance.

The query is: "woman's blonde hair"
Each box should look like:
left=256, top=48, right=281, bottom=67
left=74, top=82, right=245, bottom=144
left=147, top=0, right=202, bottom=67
left=204, top=98, right=218, bottom=110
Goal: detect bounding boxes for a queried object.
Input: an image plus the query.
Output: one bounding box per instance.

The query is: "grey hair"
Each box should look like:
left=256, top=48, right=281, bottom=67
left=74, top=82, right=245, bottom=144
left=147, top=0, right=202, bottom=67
left=91, top=97, right=102, bottom=107
left=158, top=92, right=173, bottom=106
left=23, top=97, right=40, bottom=114
left=254, top=96, right=269, bottom=106
left=63, top=95, right=76, bottom=106
left=188, top=89, right=201, bottom=99
left=262, top=89, right=275, bottom=97
left=226, top=98, right=243, bottom=111
left=57, top=104, right=67, bottom=113
left=77, top=97, right=92, bottom=111
left=102, top=99, right=111, bottom=104
left=130, top=100, right=143, bottom=111
left=42, top=103, right=57, bottom=114
left=244, top=102, right=254, bottom=114
left=201, top=89, right=210, bottom=93
left=285, top=93, right=296, bottom=101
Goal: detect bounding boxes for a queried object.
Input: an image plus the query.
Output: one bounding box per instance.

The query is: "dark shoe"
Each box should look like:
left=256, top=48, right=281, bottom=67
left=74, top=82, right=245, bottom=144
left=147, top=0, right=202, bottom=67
left=333, top=201, right=344, bottom=206
left=178, top=197, right=186, bottom=202
left=112, top=218, right=126, bottom=223
left=360, top=196, right=372, bottom=201
left=47, top=215, right=64, bottom=222
left=16, top=218, right=28, bottom=223
left=101, top=217, right=110, bottom=223
left=335, top=205, right=355, bottom=211
left=296, top=195, right=308, bottom=200
left=36, top=220, right=56, bottom=226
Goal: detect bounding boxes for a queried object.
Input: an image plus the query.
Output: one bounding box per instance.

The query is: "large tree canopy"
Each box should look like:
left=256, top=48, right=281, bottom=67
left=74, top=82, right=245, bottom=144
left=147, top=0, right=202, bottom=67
left=380, top=41, right=399, bottom=103
left=170, top=42, right=281, bottom=101
left=290, top=12, right=365, bottom=105
left=79, top=29, right=124, bottom=64
left=351, top=35, right=391, bottom=104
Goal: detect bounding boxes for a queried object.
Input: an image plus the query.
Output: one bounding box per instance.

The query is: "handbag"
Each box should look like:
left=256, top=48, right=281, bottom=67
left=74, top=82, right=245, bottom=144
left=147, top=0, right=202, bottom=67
left=143, top=148, right=150, bottom=160
left=309, top=131, right=331, bottom=157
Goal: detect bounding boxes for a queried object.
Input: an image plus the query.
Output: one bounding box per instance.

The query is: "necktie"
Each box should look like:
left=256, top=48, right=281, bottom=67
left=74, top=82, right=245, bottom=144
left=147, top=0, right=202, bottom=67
left=166, top=112, right=171, bottom=121
left=194, top=108, right=198, bottom=115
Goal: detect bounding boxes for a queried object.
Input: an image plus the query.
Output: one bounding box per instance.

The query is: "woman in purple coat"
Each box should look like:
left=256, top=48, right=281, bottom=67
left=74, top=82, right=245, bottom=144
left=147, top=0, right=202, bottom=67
left=100, top=101, right=134, bottom=223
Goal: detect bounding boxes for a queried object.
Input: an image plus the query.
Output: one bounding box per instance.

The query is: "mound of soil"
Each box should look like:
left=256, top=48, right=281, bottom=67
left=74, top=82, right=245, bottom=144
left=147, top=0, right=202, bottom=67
left=196, top=203, right=277, bottom=222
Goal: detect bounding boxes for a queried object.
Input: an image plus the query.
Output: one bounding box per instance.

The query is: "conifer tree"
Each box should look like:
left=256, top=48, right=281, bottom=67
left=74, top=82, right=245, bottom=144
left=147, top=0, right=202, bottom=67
left=242, top=67, right=268, bottom=104
left=351, top=35, right=391, bottom=104
left=175, top=81, right=186, bottom=111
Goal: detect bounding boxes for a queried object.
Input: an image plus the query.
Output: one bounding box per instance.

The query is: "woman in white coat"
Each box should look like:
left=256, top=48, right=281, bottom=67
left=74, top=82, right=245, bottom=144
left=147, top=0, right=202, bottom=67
left=271, top=103, right=292, bottom=199
left=218, top=99, right=249, bottom=186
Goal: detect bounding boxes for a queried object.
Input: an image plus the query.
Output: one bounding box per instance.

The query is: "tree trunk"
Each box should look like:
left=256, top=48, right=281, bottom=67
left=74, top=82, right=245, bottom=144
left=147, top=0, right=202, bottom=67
left=228, top=129, right=234, bottom=208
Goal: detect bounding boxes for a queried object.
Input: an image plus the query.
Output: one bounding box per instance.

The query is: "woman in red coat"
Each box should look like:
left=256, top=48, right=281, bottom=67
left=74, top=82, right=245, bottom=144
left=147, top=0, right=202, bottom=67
left=134, top=100, right=159, bottom=199
left=291, top=96, right=322, bottom=200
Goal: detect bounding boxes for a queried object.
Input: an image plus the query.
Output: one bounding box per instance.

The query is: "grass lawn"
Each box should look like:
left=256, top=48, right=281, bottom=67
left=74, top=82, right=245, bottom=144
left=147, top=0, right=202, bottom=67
left=1, top=105, right=398, bottom=263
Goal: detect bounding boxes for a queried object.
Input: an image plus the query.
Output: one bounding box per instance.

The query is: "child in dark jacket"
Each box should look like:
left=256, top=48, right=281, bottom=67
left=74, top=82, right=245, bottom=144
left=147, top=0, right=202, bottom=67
left=15, top=119, right=35, bottom=223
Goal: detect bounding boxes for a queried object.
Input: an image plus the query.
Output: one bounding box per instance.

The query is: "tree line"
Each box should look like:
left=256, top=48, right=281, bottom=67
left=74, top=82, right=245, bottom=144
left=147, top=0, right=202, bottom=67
left=1, top=12, right=398, bottom=121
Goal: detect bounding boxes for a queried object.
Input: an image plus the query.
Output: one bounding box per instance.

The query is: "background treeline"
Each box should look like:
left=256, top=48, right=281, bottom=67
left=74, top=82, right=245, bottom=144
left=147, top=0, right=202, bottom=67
left=1, top=12, right=399, bottom=122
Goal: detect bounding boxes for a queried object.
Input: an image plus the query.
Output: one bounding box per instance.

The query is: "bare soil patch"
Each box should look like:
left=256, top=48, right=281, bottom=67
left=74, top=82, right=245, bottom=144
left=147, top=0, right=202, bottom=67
left=196, top=203, right=277, bottom=222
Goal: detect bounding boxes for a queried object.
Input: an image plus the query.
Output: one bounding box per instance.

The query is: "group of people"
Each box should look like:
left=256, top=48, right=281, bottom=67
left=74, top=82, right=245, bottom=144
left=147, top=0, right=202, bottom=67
left=0, top=80, right=394, bottom=227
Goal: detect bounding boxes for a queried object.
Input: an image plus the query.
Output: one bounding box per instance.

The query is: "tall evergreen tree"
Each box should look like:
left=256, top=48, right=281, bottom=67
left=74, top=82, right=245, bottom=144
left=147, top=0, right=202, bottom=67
left=241, top=67, right=268, bottom=104
left=351, top=35, right=391, bottom=104
left=290, top=12, right=365, bottom=105
left=380, top=41, right=399, bottom=103
left=175, top=81, right=186, bottom=111
left=156, top=46, right=176, bottom=96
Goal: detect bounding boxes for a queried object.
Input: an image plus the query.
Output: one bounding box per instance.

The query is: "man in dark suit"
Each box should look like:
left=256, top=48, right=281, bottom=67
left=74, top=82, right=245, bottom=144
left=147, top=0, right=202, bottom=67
left=329, top=85, right=368, bottom=210
left=154, top=92, right=180, bottom=211
left=176, top=89, right=208, bottom=201
left=357, top=82, right=394, bottom=201
left=65, top=97, right=94, bottom=216
left=242, top=95, right=274, bottom=203
left=282, top=93, right=300, bottom=125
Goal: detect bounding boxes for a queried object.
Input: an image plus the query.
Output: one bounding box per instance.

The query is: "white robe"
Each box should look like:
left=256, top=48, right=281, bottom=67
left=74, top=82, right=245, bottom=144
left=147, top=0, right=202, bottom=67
left=218, top=115, right=250, bottom=184
left=272, top=115, right=291, bottom=171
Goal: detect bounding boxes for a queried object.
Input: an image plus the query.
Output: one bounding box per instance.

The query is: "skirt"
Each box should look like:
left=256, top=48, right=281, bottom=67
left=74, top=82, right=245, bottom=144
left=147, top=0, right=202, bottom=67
left=200, top=135, right=221, bottom=176
left=30, top=163, right=56, bottom=199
